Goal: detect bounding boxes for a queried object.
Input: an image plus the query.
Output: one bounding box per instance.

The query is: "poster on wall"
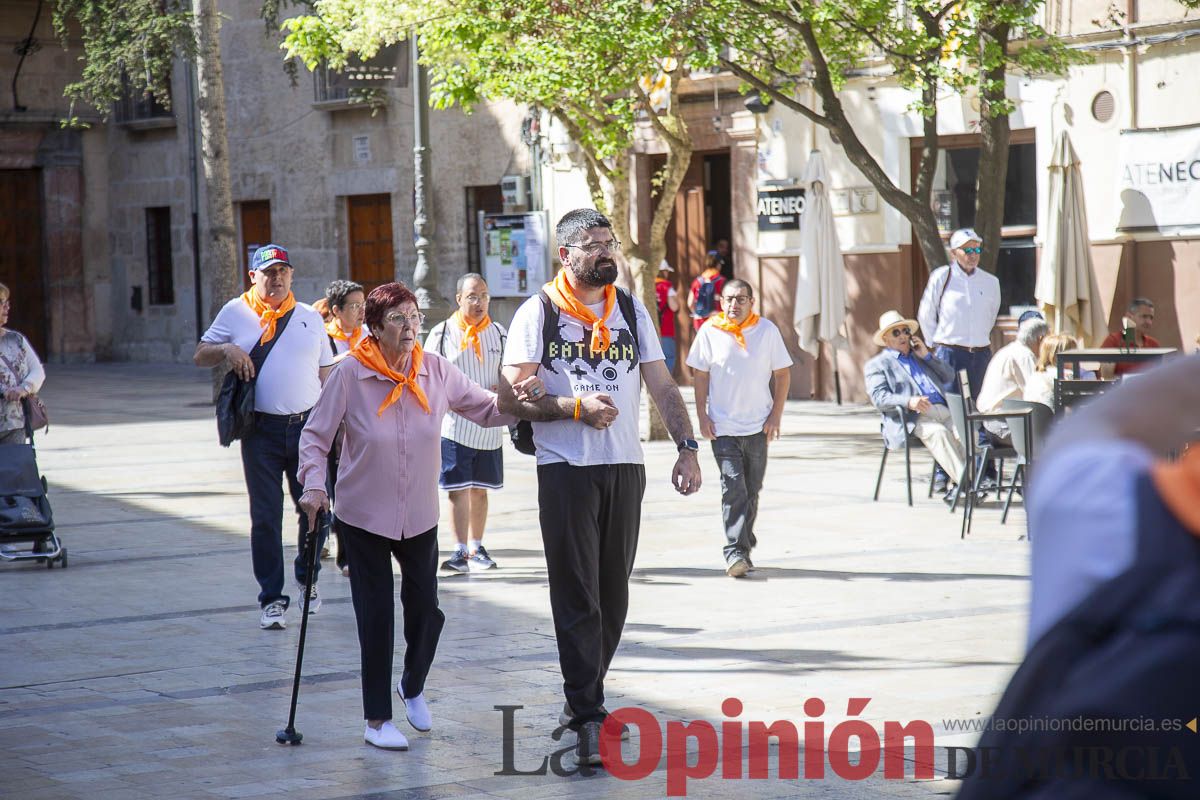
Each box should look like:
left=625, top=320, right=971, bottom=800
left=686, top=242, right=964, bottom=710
left=1116, top=124, right=1200, bottom=231
left=479, top=211, right=550, bottom=296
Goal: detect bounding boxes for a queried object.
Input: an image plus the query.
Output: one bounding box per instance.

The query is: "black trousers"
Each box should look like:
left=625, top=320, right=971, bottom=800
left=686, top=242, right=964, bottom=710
left=537, top=462, right=645, bottom=727
left=341, top=521, right=445, bottom=722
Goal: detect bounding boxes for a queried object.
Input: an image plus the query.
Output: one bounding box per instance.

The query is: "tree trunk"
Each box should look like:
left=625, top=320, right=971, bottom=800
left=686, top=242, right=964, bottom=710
left=193, top=0, right=241, bottom=399
left=974, top=23, right=1012, bottom=277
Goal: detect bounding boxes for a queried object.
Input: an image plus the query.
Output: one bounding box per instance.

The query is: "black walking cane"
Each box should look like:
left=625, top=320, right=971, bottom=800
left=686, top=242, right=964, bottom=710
left=276, top=509, right=325, bottom=745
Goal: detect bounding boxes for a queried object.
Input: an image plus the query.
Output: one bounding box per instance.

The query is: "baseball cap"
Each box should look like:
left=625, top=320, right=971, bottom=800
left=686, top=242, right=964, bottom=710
left=1017, top=309, right=1045, bottom=325
left=949, top=228, right=982, bottom=250
left=251, top=244, right=291, bottom=271
left=659, top=259, right=674, bottom=272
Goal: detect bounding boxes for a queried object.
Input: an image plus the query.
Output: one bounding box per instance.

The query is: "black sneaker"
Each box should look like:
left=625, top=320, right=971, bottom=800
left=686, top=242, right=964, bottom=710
left=440, top=551, right=469, bottom=572
left=559, top=702, right=630, bottom=740
left=575, top=720, right=603, bottom=767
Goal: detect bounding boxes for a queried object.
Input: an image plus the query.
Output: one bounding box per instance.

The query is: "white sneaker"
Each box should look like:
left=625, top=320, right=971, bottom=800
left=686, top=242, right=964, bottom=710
left=259, top=600, right=287, bottom=629
left=363, top=721, right=409, bottom=750
left=396, top=683, right=432, bottom=732
left=295, top=581, right=321, bottom=614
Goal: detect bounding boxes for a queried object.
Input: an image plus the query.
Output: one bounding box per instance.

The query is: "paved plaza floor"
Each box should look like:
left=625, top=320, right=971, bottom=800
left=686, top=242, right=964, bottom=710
left=0, top=364, right=1031, bottom=799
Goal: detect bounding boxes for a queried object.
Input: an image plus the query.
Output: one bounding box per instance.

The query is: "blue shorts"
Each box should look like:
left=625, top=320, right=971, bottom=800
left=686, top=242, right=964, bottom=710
left=440, top=439, right=504, bottom=490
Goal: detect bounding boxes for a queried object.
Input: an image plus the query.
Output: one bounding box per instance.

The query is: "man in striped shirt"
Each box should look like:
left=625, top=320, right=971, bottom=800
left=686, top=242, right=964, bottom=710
left=425, top=273, right=508, bottom=572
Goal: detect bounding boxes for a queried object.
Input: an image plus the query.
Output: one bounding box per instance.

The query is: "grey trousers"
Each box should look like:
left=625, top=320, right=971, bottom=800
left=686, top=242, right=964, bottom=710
left=712, top=432, right=768, bottom=564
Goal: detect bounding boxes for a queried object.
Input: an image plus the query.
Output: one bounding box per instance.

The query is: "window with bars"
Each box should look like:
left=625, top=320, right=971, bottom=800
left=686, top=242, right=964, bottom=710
left=145, top=207, right=175, bottom=306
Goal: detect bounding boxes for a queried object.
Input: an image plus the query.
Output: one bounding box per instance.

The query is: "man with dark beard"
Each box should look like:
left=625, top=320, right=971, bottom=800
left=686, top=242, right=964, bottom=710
left=500, top=208, right=703, bottom=767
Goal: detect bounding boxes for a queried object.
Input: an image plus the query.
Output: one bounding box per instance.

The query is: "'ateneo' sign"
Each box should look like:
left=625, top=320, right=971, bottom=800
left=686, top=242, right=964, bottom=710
left=757, top=187, right=805, bottom=231
left=1117, top=124, right=1200, bottom=230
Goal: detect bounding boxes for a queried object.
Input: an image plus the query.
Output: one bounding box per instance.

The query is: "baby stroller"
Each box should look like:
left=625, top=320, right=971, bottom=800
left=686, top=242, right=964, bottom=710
left=0, top=409, right=65, bottom=568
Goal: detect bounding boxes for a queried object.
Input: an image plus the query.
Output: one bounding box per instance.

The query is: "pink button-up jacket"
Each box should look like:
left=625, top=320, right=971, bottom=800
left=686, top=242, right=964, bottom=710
left=298, top=351, right=515, bottom=540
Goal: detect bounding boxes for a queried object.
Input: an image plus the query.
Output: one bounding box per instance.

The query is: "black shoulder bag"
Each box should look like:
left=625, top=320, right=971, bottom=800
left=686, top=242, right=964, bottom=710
left=216, top=308, right=295, bottom=447
left=509, top=289, right=640, bottom=456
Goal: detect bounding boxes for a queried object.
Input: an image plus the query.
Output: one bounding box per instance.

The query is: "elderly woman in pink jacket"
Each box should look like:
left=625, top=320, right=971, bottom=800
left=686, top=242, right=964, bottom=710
left=298, top=282, right=541, bottom=751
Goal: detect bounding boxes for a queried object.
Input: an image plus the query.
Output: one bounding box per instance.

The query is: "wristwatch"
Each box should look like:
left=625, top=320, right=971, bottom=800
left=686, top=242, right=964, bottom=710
left=677, top=438, right=700, bottom=453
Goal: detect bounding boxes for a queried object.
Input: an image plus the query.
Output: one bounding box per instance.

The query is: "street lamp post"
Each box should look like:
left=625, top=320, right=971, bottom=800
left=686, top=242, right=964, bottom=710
left=409, top=32, right=444, bottom=312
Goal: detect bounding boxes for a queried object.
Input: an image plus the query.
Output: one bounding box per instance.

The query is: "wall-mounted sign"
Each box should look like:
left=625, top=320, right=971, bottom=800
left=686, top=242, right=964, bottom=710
left=353, top=135, right=371, bottom=164
left=479, top=211, right=550, bottom=297
left=756, top=187, right=805, bottom=230
left=831, top=187, right=878, bottom=216
left=1116, top=124, right=1200, bottom=231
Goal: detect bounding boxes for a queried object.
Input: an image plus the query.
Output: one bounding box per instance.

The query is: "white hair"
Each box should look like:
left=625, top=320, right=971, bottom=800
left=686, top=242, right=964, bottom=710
left=1017, top=318, right=1049, bottom=347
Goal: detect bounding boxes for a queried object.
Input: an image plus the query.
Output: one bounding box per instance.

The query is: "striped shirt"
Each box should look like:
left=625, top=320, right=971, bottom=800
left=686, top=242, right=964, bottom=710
left=425, top=317, right=507, bottom=450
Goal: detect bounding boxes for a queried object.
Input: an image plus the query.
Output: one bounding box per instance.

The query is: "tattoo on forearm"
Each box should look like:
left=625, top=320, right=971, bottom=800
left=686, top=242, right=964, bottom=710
left=656, top=388, right=695, bottom=442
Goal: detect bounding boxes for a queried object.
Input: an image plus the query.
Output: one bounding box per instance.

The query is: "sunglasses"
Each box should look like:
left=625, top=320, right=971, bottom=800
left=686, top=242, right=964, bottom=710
left=960, top=246, right=982, bottom=255
left=889, top=327, right=910, bottom=337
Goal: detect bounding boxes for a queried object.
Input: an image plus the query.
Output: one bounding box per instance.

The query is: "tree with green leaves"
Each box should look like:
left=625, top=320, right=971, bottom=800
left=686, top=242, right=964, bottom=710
left=695, top=0, right=1085, bottom=275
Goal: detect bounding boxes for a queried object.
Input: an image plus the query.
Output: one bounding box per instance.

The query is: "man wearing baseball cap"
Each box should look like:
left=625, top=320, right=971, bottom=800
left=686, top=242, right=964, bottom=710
left=917, top=228, right=1001, bottom=488
left=194, top=244, right=335, bottom=630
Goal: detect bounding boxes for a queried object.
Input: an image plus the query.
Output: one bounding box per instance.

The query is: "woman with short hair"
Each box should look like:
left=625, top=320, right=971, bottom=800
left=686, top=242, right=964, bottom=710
left=319, top=279, right=367, bottom=354
left=0, top=282, right=46, bottom=445
left=298, top=282, right=540, bottom=750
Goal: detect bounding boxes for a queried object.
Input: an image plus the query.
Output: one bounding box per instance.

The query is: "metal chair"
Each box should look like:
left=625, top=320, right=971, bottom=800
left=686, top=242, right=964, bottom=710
left=950, top=369, right=1019, bottom=537
left=998, top=399, right=1055, bottom=529
left=872, top=406, right=937, bottom=507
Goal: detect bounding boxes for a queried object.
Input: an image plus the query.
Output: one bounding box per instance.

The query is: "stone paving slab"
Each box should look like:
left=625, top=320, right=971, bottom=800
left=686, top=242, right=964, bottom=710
left=0, top=364, right=1033, bottom=798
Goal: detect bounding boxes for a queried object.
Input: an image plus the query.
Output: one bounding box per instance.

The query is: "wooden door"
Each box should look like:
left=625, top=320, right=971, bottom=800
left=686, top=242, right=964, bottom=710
left=348, top=194, right=395, bottom=293
left=670, top=158, right=707, bottom=382
left=240, top=200, right=272, bottom=290
left=0, top=170, right=46, bottom=355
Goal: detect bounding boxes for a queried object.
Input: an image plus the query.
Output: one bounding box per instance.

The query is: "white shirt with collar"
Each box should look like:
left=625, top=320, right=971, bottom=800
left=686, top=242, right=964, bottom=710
left=918, top=261, right=1001, bottom=348
left=975, top=339, right=1037, bottom=413
left=200, top=298, right=334, bottom=415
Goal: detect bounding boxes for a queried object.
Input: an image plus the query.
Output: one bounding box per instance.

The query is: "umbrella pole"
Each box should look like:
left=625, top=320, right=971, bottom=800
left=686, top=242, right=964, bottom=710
left=831, top=342, right=842, bottom=405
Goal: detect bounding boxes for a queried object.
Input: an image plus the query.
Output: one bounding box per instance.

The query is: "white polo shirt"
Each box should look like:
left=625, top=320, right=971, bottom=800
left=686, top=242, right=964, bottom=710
left=201, top=298, right=334, bottom=415
left=686, top=317, right=793, bottom=437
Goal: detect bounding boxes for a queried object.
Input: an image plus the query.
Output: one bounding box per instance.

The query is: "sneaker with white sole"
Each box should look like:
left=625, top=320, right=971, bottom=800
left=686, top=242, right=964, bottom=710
left=363, top=721, right=409, bottom=750
left=469, top=545, right=497, bottom=571
left=395, top=683, right=432, bottom=731
left=295, top=580, right=321, bottom=614
left=440, top=551, right=469, bottom=573
left=558, top=702, right=630, bottom=740
left=259, top=600, right=287, bottom=630
left=725, top=558, right=750, bottom=578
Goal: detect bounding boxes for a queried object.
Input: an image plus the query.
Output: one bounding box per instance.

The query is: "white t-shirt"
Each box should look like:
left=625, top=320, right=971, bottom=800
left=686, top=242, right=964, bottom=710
left=503, top=291, right=664, bottom=466
left=686, top=318, right=793, bottom=436
left=425, top=317, right=508, bottom=450
left=200, top=297, right=334, bottom=415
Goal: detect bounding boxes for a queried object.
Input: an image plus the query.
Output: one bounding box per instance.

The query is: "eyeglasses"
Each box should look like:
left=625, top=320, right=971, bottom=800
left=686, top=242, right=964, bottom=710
left=960, top=247, right=982, bottom=255
left=565, top=239, right=622, bottom=256
left=0, top=299, right=10, bottom=308
left=340, top=302, right=364, bottom=311
left=723, top=295, right=753, bottom=306
left=463, top=294, right=490, bottom=304
left=385, top=311, right=426, bottom=328
left=889, top=327, right=911, bottom=337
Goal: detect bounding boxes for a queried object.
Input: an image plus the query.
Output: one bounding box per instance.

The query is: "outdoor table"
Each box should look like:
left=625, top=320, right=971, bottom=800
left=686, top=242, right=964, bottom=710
left=1054, top=347, right=1176, bottom=410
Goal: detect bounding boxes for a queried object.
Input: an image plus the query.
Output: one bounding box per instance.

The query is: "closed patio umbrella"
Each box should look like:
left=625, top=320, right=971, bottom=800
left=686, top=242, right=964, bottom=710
left=793, top=150, right=849, bottom=402
left=1035, top=130, right=1107, bottom=346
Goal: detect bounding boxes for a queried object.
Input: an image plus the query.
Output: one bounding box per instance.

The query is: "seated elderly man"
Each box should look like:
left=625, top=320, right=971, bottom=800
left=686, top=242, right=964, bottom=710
left=865, top=310, right=966, bottom=497
left=975, top=312, right=1048, bottom=445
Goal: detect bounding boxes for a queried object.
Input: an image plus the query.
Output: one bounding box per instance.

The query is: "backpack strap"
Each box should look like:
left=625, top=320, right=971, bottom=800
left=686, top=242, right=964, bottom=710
left=248, top=307, right=295, bottom=373
left=614, top=287, right=640, bottom=354
left=933, top=266, right=952, bottom=329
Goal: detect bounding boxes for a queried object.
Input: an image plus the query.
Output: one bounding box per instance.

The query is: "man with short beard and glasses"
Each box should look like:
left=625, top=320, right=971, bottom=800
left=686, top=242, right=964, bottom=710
left=499, top=208, right=703, bottom=767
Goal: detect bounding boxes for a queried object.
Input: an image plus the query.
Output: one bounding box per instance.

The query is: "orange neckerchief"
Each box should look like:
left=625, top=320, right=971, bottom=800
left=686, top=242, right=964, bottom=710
left=454, top=310, right=491, bottom=362
left=1151, top=446, right=1200, bottom=537
left=324, top=319, right=363, bottom=349
left=700, top=267, right=721, bottom=281
left=708, top=311, right=760, bottom=350
left=543, top=270, right=615, bottom=354
left=242, top=290, right=296, bottom=344
left=349, top=337, right=431, bottom=416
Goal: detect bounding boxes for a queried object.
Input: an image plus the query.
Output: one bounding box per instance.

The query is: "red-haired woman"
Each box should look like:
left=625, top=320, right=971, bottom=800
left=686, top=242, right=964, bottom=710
left=298, top=282, right=540, bottom=750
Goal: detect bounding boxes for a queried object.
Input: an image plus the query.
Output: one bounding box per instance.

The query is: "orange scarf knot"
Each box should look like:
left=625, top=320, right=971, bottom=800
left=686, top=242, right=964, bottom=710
left=542, top=270, right=616, bottom=355
left=454, top=311, right=491, bottom=362
left=325, top=319, right=363, bottom=349
left=242, top=290, right=296, bottom=344
left=709, top=311, right=760, bottom=350
left=349, top=337, right=431, bottom=416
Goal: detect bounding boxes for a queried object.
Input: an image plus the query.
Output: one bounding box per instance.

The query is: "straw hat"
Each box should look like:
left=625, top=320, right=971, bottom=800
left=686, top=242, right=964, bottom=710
left=873, top=310, right=919, bottom=347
